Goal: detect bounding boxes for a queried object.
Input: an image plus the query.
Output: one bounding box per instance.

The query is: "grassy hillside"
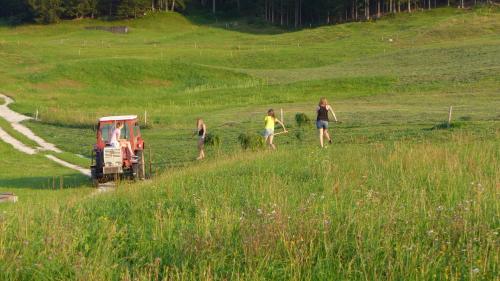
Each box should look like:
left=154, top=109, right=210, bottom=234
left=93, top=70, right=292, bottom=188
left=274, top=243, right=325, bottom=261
left=0, top=6, right=498, bottom=280
left=0, top=6, right=498, bottom=165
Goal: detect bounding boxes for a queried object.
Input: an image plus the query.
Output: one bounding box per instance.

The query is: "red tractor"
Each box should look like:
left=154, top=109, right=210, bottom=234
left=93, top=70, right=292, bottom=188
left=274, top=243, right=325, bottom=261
left=91, top=115, right=145, bottom=185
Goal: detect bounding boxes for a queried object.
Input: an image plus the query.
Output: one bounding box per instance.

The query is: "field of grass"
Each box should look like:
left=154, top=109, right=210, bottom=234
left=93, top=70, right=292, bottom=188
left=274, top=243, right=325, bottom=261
left=0, top=141, right=91, bottom=210
left=0, top=6, right=498, bottom=281
left=0, top=7, right=498, bottom=166
left=1, top=135, right=498, bottom=280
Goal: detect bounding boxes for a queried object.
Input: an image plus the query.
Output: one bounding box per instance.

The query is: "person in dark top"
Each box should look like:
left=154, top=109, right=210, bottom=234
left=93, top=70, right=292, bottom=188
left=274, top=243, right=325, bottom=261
left=195, top=118, right=207, bottom=160
left=316, top=97, right=338, bottom=148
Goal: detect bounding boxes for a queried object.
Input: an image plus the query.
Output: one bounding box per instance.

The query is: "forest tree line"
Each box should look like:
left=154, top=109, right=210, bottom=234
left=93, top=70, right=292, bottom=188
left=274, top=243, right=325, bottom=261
left=0, top=0, right=495, bottom=24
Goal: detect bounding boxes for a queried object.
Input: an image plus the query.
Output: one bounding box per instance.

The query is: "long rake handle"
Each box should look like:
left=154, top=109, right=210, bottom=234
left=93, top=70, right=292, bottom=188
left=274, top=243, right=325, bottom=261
left=273, top=131, right=289, bottom=136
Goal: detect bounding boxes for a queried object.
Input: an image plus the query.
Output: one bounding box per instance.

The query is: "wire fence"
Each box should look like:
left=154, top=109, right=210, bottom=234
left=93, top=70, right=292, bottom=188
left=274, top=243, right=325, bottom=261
left=4, top=102, right=494, bottom=189
left=27, top=102, right=499, bottom=180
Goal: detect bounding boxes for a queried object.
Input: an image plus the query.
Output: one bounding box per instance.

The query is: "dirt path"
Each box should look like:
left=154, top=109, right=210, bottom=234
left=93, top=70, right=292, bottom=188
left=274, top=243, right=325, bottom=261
left=0, top=94, right=61, bottom=153
left=0, top=127, right=37, bottom=155
left=45, top=155, right=91, bottom=177
left=0, top=93, right=90, bottom=177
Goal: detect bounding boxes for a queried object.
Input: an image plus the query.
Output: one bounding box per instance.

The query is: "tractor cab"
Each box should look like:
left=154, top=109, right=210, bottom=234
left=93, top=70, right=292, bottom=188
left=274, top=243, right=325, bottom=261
left=91, top=115, right=145, bottom=185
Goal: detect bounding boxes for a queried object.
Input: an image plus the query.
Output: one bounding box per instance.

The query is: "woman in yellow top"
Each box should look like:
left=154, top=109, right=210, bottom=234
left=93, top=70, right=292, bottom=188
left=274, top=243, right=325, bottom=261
left=263, top=109, right=287, bottom=150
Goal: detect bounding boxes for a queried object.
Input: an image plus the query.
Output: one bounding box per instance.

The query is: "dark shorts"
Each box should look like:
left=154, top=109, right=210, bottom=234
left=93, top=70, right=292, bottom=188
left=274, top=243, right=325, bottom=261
left=316, top=120, right=329, bottom=129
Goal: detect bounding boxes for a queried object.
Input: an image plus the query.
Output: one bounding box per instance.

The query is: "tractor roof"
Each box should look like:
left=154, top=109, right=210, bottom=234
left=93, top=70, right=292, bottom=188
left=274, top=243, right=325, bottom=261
left=99, top=115, right=137, bottom=122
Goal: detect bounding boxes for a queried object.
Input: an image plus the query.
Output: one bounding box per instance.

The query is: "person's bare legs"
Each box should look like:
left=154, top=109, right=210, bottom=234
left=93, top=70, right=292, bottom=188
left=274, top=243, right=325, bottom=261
left=197, top=139, right=205, bottom=160
left=121, top=141, right=135, bottom=158
left=323, top=129, right=332, bottom=144
left=319, top=128, right=324, bottom=148
left=266, top=135, right=276, bottom=150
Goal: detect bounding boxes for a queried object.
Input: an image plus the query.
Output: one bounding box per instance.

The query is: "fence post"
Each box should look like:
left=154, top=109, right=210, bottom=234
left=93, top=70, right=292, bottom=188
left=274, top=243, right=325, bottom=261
left=144, top=110, right=147, bottom=126
left=447, top=106, right=453, bottom=128
left=35, top=109, right=39, bottom=121
left=280, top=108, right=284, bottom=123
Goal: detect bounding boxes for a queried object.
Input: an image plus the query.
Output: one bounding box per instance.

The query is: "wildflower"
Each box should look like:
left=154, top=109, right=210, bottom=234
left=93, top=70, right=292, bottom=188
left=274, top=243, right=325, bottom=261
left=437, top=206, right=444, bottom=212
left=427, top=230, right=435, bottom=235
left=320, top=195, right=325, bottom=200
left=239, top=216, right=244, bottom=221
left=257, top=209, right=262, bottom=215
left=472, top=268, right=480, bottom=274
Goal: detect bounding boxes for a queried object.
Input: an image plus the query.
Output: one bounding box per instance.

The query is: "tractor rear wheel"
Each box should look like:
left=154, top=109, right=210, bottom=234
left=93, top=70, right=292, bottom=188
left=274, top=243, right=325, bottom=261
left=137, top=150, right=145, bottom=180
left=132, top=150, right=145, bottom=181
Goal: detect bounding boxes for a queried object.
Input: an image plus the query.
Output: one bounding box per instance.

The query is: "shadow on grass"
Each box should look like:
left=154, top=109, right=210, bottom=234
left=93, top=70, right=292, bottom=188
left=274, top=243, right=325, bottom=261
left=0, top=174, right=89, bottom=190
left=185, top=14, right=292, bottom=35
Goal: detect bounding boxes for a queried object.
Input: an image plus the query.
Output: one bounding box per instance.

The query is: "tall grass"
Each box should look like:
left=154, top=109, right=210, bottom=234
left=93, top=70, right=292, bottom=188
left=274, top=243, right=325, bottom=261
left=0, top=134, right=498, bottom=280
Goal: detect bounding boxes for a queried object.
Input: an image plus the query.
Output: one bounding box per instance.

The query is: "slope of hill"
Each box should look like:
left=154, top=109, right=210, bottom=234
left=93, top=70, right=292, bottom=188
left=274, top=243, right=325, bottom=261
left=0, top=7, right=498, bottom=165
left=0, top=7, right=498, bottom=280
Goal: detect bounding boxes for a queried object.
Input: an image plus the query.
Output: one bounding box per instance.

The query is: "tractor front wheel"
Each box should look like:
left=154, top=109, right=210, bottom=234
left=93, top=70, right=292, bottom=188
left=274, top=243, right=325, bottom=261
left=90, top=166, right=100, bottom=187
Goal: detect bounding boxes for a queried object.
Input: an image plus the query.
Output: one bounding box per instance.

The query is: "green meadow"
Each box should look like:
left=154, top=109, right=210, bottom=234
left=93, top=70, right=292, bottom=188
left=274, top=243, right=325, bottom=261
left=0, top=6, right=498, bottom=280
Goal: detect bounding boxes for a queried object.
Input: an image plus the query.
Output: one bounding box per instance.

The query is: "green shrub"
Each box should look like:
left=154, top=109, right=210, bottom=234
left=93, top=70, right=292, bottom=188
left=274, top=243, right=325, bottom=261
left=205, top=133, right=221, bottom=147
left=295, top=113, right=311, bottom=127
left=294, top=130, right=305, bottom=141
left=430, top=121, right=465, bottom=130
left=238, top=132, right=265, bottom=150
